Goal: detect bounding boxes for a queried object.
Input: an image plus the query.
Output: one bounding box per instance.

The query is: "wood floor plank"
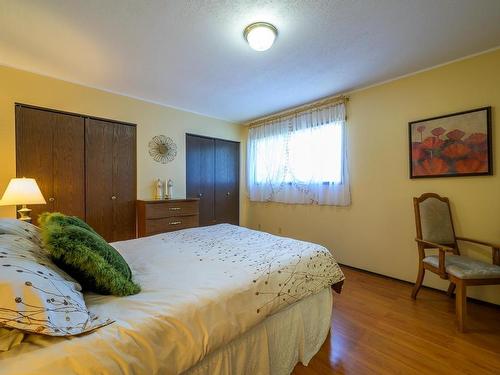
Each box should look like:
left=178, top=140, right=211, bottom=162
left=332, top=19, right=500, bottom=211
left=292, top=266, right=500, bottom=375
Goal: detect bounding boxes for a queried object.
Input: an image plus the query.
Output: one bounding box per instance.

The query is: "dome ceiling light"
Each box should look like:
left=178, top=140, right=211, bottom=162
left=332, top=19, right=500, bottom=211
left=244, top=22, right=278, bottom=52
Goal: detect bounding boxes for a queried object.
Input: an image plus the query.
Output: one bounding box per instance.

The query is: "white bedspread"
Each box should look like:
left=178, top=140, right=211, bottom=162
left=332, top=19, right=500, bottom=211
left=0, top=224, right=344, bottom=375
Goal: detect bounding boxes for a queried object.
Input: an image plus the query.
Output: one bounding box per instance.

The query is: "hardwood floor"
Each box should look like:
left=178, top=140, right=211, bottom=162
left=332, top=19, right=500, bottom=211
left=293, top=266, right=500, bottom=375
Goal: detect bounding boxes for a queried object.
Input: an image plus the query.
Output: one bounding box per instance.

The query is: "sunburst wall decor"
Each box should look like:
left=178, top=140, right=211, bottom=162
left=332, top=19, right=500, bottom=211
left=148, top=135, right=177, bottom=164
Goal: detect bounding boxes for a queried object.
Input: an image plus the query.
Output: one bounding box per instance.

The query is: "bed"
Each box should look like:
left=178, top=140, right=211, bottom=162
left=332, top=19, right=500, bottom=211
left=0, top=224, right=344, bottom=375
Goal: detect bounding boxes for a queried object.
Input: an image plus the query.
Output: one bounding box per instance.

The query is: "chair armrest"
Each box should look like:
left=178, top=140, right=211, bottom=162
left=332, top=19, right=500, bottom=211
left=456, top=236, right=500, bottom=249
left=456, top=237, right=500, bottom=265
left=415, top=239, right=453, bottom=277
left=415, top=239, right=454, bottom=252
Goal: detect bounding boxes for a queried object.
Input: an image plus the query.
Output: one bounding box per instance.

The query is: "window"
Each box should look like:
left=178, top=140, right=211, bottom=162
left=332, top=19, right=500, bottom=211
left=247, top=102, right=350, bottom=206
left=254, top=122, right=342, bottom=184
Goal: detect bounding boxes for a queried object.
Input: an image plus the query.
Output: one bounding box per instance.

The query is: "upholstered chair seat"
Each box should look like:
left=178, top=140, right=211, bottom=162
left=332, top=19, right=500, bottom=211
left=423, top=255, right=500, bottom=279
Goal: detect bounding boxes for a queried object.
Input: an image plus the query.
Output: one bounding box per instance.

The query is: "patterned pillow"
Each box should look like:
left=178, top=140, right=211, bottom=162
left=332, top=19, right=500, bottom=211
left=0, top=218, right=43, bottom=247
left=0, top=234, right=113, bottom=336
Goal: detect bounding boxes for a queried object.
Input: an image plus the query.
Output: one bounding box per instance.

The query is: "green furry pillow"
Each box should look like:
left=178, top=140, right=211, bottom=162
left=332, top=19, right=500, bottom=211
left=39, top=212, right=96, bottom=234
left=39, top=213, right=140, bottom=296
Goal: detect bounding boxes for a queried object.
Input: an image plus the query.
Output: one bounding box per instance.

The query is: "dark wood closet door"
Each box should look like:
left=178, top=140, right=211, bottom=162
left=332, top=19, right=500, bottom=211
left=16, top=107, right=54, bottom=221
left=85, top=118, right=114, bottom=241
left=186, top=134, right=215, bottom=226
left=16, top=106, right=85, bottom=222
left=112, top=124, right=136, bottom=241
left=52, top=114, right=85, bottom=219
left=214, top=139, right=240, bottom=225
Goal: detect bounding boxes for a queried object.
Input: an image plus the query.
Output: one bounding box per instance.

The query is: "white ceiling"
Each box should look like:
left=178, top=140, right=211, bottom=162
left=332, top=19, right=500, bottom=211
left=1, top=0, right=500, bottom=123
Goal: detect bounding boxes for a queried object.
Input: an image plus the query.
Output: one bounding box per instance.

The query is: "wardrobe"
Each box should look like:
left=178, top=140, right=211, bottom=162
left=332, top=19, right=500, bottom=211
left=186, top=134, right=239, bottom=226
left=15, top=104, right=136, bottom=242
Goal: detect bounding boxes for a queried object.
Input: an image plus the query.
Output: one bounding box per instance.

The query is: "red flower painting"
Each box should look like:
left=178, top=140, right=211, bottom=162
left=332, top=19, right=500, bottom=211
left=421, top=136, right=443, bottom=150
left=446, top=129, right=465, bottom=141
left=442, top=143, right=471, bottom=159
left=409, top=108, right=491, bottom=178
left=411, top=143, right=425, bottom=161
left=465, top=133, right=487, bottom=145
left=414, top=157, right=449, bottom=175
left=431, top=127, right=446, bottom=138
left=455, top=159, right=486, bottom=173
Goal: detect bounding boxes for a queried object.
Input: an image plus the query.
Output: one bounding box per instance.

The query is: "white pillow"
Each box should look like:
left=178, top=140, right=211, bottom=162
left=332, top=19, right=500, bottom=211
left=0, top=234, right=113, bottom=336
left=0, top=219, right=43, bottom=247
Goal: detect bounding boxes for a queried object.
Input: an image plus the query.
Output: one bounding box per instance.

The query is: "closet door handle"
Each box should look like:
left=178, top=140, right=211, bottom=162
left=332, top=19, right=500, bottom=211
left=226, top=192, right=231, bottom=197
left=111, top=195, right=117, bottom=200
left=198, top=193, right=203, bottom=198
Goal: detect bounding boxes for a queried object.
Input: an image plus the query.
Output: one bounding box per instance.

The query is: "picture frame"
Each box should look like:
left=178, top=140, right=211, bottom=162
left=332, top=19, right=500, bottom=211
left=409, top=107, right=492, bottom=178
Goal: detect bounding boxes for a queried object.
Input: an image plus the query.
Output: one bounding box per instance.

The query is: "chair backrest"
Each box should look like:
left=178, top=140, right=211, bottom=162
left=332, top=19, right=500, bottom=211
left=413, top=193, right=456, bottom=246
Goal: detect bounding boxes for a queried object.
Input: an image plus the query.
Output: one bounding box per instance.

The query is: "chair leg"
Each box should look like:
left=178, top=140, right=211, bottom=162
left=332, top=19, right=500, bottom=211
left=447, top=282, right=456, bottom=297
left=411, top=264, right=425, bottom=299
left=455, top=280, right=467, bottom=332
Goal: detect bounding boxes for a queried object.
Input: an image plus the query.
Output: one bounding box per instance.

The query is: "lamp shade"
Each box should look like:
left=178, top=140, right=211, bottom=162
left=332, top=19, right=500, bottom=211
left=0, top=178, right=46, bottom=206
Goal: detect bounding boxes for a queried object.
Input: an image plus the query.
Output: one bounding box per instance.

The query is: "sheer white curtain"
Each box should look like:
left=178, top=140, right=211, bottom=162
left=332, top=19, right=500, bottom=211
left=246, top=102, right=350, bottom=206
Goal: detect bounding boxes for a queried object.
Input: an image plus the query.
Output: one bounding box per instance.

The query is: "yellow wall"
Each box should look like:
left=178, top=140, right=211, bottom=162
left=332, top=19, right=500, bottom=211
left=243, top=49, right=500, bottom=305
left=0, top=65, right=242, bottom=218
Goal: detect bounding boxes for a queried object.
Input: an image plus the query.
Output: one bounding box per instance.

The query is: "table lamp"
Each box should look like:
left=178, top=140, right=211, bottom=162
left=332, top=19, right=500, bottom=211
left=0, top=178, right=46, bottom=222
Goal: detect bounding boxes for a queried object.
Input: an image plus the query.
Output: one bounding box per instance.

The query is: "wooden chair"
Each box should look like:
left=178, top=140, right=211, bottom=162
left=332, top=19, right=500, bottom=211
left=412, top=193, right=500, bottom=332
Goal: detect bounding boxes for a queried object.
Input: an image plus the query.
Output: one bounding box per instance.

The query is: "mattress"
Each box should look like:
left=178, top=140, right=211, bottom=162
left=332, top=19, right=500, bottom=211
left=0, top=224, right=344, bottom=375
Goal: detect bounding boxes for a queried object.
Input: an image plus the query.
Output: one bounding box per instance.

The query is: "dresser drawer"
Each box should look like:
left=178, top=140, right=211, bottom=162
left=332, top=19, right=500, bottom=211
left=137, top=199, right=200, bottom=237
left=145, top=200, right=199, bottom=219
left=144, top=215, right=199, bottom=236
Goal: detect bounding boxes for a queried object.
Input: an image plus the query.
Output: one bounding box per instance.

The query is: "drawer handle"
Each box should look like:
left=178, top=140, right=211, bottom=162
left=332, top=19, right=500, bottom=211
left=169, top=221, right=182, bottom=225
left=48, top=197, right=55, bottom=202
left=169, top=207, right=181, bottom=211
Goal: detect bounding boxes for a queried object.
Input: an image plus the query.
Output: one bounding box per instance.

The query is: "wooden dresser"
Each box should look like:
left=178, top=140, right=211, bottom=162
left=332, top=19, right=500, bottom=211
left=136, top=199, right=199, bottom=237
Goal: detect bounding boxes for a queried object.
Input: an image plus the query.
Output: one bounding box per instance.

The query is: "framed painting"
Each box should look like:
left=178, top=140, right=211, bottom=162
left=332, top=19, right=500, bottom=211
left=409, top=107, right=492, bottom=178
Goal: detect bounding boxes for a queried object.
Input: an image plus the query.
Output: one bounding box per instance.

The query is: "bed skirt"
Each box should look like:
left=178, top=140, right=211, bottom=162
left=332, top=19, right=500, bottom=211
left=184, top=287, right=333, bottom=375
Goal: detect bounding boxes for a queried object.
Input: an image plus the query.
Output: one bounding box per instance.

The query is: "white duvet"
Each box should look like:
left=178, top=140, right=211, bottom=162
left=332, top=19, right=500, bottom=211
left=0, top=224, right=344, bottom=375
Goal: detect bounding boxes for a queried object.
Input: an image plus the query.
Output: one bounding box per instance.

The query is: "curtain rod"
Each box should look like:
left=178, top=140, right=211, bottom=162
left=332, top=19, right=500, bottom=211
left=245, top=94, right=349, bottom=129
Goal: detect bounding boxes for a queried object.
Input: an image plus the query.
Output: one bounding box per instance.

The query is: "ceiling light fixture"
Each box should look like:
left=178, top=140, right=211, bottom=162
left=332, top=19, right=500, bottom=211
left=244, top=22, right=278, bottom=52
